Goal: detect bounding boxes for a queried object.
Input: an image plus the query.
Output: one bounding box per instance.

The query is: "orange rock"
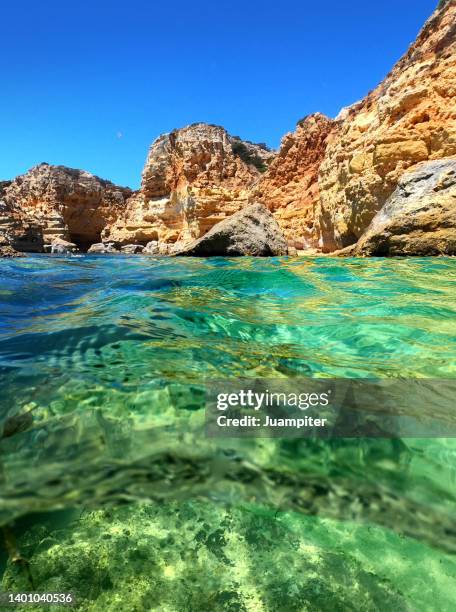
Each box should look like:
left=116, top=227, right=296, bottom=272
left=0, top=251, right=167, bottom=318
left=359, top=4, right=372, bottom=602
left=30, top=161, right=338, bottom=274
left=1, top=164, right=131, bottom=252
left=104, top=123, right=274, bottom=246
left=315, top=0, right=456, bottom=251
left=2, top=2, right=455, bottom=257
left=254, top=113, right=336, bottom=249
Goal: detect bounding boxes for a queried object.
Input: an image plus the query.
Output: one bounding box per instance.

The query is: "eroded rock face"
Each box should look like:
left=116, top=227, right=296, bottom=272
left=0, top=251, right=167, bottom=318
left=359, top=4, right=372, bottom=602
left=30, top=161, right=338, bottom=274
left=108, top=0, right=454, bottom=255
left=1, top=164, right=131, bottom=252
left=254, top=113, right=337, bottom=249
left=0, top=194, right=43, bottom=253
left=176, top=203, right=288, bottom=256
left=105, top=123, right=274, bottom=246
left=315, top=0, right=456, bottom=251
left=0, top=181, right=11, bottom=198
left=351, top=158, right=456, bottom=256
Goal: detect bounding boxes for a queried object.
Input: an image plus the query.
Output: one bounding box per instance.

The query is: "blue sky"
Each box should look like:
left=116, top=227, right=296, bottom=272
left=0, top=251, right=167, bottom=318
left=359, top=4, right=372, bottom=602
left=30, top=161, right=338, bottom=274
left=1, top=0, right=437, bottom=188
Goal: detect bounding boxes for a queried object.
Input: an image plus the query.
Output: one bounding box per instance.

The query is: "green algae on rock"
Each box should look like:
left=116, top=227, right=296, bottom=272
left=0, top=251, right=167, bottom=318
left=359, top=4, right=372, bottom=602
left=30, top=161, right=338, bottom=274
left=7, top=500, right=450, bottom=612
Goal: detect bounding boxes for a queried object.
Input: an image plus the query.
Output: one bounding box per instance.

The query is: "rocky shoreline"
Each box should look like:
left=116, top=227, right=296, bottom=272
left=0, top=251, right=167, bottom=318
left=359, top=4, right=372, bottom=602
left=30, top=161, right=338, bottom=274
left=1, top=0, right=455, bottom=259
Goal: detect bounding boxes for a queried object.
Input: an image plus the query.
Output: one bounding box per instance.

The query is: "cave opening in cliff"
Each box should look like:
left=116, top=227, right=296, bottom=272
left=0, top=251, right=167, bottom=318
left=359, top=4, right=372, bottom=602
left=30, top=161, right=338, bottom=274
left=69, top=232, right=102, bottom=252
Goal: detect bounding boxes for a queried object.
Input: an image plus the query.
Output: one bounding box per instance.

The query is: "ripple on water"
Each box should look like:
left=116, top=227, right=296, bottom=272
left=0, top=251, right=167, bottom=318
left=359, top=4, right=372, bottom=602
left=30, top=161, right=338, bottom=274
left=0, top=254, right=455, bottom=607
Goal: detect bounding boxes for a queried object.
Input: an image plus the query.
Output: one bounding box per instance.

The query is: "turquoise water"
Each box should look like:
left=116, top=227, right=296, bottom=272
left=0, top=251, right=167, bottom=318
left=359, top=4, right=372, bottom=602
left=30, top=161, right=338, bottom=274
left=0, top=255, right=455, bottom=610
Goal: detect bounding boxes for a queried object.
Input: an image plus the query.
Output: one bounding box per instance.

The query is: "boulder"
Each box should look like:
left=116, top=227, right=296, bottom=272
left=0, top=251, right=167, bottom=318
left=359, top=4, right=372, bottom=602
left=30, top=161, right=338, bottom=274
left=47, top=238, right=78, bottom=254
left=120, top=244, right=144, bottom=254
left=143, top=241, right=160, bottom=255
left=353, top=159, right=456, bottom=256
left=175, top=203, right=288, bottom=256
left=0, top=246, right=23, bottom=258
left=87, top=242, right=119, bottom=254
left=143, top=241, right=184, bottom=255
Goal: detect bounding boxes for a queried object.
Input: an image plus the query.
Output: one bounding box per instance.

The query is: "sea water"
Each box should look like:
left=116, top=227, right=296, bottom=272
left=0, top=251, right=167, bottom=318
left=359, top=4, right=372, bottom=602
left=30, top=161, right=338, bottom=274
left=0, top=255, right=455, bottom=610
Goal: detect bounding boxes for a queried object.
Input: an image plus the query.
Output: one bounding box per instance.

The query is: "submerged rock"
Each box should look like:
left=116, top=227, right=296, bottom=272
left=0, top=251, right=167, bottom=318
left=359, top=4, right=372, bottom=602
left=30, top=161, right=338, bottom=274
left=176, top=203, right=289, bottom=256
left=2, top=501, right=414, bottom=611
left=353, top=159, right=456, bottom=256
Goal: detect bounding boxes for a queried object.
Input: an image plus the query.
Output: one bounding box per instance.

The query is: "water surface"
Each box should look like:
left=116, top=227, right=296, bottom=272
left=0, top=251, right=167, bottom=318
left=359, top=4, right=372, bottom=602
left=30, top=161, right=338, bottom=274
left=0, top=255, right=455, bottom=610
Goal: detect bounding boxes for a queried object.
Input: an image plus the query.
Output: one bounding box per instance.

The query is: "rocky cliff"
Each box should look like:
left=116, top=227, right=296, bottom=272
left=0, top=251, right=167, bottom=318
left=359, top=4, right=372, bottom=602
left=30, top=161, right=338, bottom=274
left=2, top=1, right=454, bottom=257
left=0, top=164, right=131, bottom=252
left=254, top=113, right=337, bottom=249
left=315, top=0, right=456, bottom=251
left=104, top=123, right=274, bottom=247
left=350, top=159, right=456, bottom=256
left=113, top=0, right=454, bottom=255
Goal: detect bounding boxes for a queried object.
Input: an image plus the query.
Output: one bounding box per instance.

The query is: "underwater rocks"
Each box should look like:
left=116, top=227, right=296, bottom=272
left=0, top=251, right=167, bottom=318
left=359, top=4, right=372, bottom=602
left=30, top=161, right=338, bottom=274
left=2, top=501, right=421, bottom=611
left=350, top=158, right=456, bottom=256
left=4, top=498, right=455, bottom=611
left=104, top=123, right=274, bottom=247
left=315, top=0, right=456, bottom=251
left=176, top=203, right=289, bottom=256
left=0, top=164, right=131, bottom=253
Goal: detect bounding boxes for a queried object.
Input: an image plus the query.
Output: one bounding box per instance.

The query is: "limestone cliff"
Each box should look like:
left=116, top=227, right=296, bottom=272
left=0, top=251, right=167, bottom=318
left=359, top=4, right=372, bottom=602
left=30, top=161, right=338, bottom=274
left=315, top=0, right=456, bottom=251
left=0, top=164, right=131, bottom=251
left=351, top=159, right=456, bottom=256
left=104, top=123, right=274, bottom=246
left=3, top=2, right=454, bottom=257
left=254, top=113, right=337, bottom=249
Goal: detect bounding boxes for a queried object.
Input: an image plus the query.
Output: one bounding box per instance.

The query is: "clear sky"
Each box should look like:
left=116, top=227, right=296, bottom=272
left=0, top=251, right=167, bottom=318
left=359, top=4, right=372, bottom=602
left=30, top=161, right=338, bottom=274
left=1, top=0, right=438, bottom=189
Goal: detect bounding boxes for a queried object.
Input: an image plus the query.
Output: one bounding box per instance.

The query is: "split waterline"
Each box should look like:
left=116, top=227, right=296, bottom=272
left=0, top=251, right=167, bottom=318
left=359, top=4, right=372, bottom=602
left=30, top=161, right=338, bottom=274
left=0, top=255, right=455, bottom=609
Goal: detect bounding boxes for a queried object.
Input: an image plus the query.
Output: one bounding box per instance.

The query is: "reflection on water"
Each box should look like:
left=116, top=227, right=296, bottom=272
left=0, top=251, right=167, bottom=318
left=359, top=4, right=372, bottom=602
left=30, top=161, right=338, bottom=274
left=0, top=255, right=455, bottom=610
